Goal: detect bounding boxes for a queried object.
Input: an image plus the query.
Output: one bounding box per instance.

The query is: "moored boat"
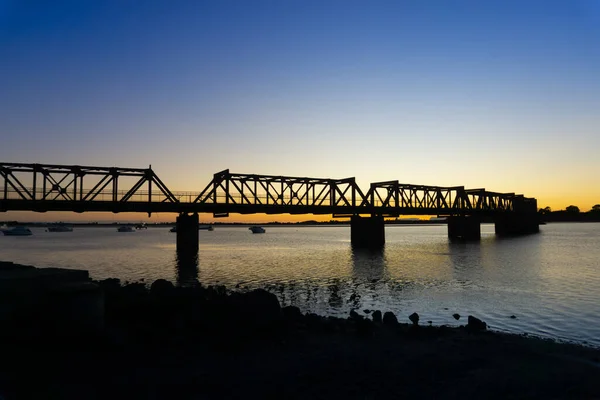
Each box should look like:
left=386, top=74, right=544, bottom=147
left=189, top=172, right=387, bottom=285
left=47, top=224, right=73, bottom=232
left=117, top=226, right=135, bottom=232
left=2, top=226, right=33, bottom=236
left=249, top=226, right=265, bottom=234
left=199, top=225, right=214, bottom=231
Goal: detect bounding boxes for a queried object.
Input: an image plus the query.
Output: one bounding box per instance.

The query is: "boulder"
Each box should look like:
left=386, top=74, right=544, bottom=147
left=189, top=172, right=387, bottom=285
left=467, top=315, right=487, bottom=331
left=282, top=305, right=303, bottom=321
left=453, top=313, right=460, bottom=320
left=236, top=289, right=282, bottom=333
left=382, top=311, right=398, bottom=326
left=356, top=317, right=374, bottom=338
left=349, top=309, right=362, bottom=320
left=409, top=312, right=419, bottom=326
left=150, top=279, right=174, bottom=296
left=372, top=310, right=382, bottom=323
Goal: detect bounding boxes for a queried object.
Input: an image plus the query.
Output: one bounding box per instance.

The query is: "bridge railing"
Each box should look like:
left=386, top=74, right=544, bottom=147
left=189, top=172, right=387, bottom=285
left=0, top=187, right=398, bottom=207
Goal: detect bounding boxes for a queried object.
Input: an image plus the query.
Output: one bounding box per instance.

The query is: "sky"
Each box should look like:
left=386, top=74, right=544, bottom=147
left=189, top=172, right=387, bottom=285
left=1, top=0, right=599, bottom=222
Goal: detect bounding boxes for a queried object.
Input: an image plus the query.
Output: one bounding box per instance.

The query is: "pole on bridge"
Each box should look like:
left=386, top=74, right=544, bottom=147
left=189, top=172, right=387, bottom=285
left=176, top=212, right=199, bottom=254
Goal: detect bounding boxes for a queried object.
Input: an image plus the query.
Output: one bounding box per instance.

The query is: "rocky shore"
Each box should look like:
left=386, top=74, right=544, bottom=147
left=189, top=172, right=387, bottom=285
left=1, top=267, right=599, bottom=399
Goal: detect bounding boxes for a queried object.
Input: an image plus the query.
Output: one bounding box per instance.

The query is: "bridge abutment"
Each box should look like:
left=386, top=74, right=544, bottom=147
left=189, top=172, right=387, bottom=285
left=447, top=216, right=481, bottom=240
left=351, top=215, right=385, bottom=248
left=176, top=212, right=199, bottom=254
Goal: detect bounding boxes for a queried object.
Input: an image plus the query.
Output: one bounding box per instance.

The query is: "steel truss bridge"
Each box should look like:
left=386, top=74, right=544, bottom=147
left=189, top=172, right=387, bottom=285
left=0, top=162, right=537, bottom=217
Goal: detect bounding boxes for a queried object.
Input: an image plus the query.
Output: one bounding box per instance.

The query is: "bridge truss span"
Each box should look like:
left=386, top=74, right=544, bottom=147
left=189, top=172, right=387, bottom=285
left=0, top=162, right=178, bottom=213
left=0, top=162, right=537, bottom=217
left=193, top=169, right=366, bottom=211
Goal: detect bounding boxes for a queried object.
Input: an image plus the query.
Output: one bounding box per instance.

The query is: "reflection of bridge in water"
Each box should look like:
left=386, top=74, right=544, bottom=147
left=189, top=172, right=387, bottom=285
left=0, top=162, right=540, bottom=249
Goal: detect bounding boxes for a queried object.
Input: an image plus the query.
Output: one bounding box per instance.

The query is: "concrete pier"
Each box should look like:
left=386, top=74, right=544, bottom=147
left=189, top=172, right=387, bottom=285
left=447, top=216, right=481, bottom=240
left=351, top=215, right=385, bottom=248
left=494, top=214, right=540, bottom=236
left=176, top=212, right=199, bottom=253
left=495, top=196, right=540, bottom=236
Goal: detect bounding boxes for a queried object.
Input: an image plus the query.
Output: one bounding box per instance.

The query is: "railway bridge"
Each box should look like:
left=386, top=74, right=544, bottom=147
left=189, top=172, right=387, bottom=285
left=0, top=162, right=539, bottom=249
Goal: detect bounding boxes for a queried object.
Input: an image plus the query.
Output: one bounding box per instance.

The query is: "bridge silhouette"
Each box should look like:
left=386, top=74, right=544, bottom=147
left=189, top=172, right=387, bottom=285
left=0, top=162, right=540, bottom=248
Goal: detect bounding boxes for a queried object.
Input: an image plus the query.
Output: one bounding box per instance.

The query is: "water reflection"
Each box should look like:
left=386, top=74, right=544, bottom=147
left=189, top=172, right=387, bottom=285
left=351, top=247, right=387, bottom=282
left=327, top=278, right=344, bottom=308
left=175, top=248, right=199, bottom=287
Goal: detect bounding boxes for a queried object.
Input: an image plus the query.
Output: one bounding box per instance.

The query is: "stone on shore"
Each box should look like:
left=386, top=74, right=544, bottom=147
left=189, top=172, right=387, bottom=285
left=467, top=315, right=487, bottom=331
left=409, top=312, right=420, bottom=325
left=282, top=305, right=303, bottom=321
left=453, top=313, right=460, bottom=320
left=382, top=311, right=398, bottom=326
left=150, top=279, right=175, bottom=296
left=372, top=310, right=382, bottom=323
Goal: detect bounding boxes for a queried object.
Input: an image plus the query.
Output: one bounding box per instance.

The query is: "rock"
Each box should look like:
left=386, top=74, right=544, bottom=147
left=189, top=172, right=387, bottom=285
left=510, top=315, right=517, bottom=319
left=409, top=312, right=419, bottom=325
left=467, top=315, right=487, bottom=331
left=382, top=312, right=398, bottom=326
left=282, top=305, right=303, bottom=320
left=356, top=317, right=374, bottom=338
left=305, top=313, right=325, bottom=330
left=150, top=279, right=174, bottom=296
left=372, top=310, right=382, bottom=323
left=348, top=310, right=363, bottom=321
left=453, top=313, right=460, bottom=320
left=232, top=289, right=283, bottom=335
left=363, top=309, right=371, bottom=314
left=97, top=278, right=121, bottom=291
left=427, top=321, right=432, bottom=326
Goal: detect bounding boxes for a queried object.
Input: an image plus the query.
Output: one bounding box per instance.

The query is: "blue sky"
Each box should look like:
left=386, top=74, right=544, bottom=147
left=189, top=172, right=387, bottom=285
left=1, top=0, right=599, bottom=221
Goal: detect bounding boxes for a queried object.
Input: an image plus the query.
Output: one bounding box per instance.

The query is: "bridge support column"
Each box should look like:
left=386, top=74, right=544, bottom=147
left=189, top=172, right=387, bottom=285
left=495, top=196, right=540, bottom=236
left=351, top=215, right=385, bottom=249
left=176, top=212, right=199, bottom=254
left=494, top=214, right=539, bottom=236
left=447, top=216, right=480, bottom=240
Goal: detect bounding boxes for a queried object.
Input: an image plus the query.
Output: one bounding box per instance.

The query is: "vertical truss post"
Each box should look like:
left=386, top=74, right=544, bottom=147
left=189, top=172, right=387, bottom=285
left=33, top=168, right=37, bottom=200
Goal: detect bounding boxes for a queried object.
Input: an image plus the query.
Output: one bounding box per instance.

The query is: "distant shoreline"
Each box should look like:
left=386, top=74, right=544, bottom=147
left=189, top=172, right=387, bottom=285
left=2, top=220, right=599, bottom=227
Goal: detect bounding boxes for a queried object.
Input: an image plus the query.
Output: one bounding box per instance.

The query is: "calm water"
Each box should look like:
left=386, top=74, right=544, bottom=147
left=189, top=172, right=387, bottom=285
left=1, top=223, right=599, bottom=346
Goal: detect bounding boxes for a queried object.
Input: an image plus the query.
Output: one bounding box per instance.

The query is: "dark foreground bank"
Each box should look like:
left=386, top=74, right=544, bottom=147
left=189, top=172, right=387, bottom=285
left=1, top=274, right=600, bottom=399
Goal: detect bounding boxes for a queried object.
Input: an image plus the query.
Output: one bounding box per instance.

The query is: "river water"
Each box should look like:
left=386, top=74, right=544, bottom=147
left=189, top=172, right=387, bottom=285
left=1, top=223, right=599, bottom=346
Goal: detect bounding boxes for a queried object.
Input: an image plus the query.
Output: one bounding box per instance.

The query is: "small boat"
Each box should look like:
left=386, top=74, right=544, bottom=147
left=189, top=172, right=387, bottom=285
left=117, top=226, right=135, bottom=232
left=135, top=223, right=148, bottom=230
left=47, top=224, right=73, bottom=232
left=2, top=226, right=33, bottom=236
left=169, top=226, right=177, bottom=232
left=249, top=226, right=266, bottom=234
left=199, top=225, right=214, bottom=231
left=0, top=224, right=8, bottom=232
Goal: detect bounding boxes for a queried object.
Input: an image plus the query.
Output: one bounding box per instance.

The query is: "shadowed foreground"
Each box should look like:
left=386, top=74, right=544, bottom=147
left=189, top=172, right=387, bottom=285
left=1, top=279, right=599, bottom=399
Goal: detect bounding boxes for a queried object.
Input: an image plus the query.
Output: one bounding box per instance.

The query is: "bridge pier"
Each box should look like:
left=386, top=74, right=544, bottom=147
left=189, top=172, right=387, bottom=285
left=495, top=196, right=540, bottom=236
left=351, top=215, right=385, bottom=249
left=494, top=214, right=539, bottom=236
left=176, top=212, right=199, bottom=254
left=447, top=216, right=480, bottom=240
